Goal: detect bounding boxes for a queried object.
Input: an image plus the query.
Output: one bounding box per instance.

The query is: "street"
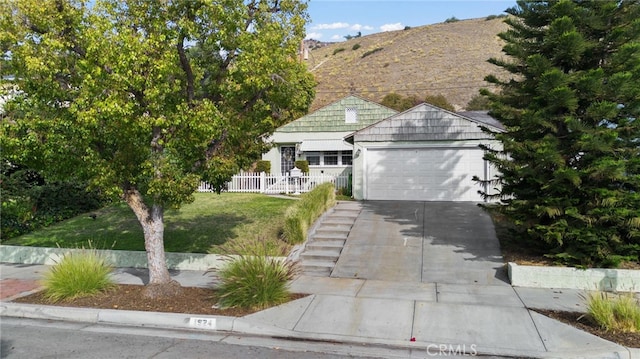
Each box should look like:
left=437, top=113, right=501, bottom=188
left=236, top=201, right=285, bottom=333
left=0, top=317, right=389, bottom=359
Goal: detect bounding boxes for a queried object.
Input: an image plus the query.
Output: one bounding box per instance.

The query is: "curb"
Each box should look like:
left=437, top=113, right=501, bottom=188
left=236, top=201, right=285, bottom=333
left=1, top=300, right=636, bottom=359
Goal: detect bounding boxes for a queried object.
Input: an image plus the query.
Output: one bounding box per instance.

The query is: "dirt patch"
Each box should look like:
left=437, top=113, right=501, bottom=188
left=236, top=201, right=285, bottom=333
left=12, top=284, right=306, bottom=317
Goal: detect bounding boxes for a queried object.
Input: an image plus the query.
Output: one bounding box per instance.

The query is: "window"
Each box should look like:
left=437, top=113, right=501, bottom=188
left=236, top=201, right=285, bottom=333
left=305, top=151, right=352, bottom=166
left=306, top=153, right=320, bottom=166
left=342, top=153, right=353, bottom=166
left=324, top=151, right=338, bottom=165
left=345, top=107, right=357, bottom=123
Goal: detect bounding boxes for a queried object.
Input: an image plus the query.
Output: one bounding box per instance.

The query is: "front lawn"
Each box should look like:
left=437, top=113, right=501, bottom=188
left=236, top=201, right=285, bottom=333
left=3, top=193, right=295, bottom=254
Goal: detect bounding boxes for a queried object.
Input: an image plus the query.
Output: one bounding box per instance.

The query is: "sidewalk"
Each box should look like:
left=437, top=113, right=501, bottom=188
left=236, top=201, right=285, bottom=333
left=1, top=262, right=637, bottom=359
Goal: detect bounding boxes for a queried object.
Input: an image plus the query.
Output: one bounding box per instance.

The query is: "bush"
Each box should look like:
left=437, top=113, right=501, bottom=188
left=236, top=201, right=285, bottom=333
left=283, top=182, right=336, bottom=244
left=255, top=160, right=271, bottom=173
left=466, top=94, right=491, bottom=110
left=1, top=166, right=108, bottom=240
left=352, top=43, right=361, bottom=51
left=216, top=236, right=290, bottom=257
left=424, top=94, right=455, bottom=112
left=444, top=17, right=459, bottom=23
left=362, top=47, right=383, bottom=58
left=42, top=249, right=115, bottom=302
left=332, top=47, right=345, bottom=55
left=294, top=160, right=309, bottom=174
left=486, top=14, right=507, bottom=21
left=215, top=243, right=297, bottom=310
left=586, top=292, right=640, bottom=333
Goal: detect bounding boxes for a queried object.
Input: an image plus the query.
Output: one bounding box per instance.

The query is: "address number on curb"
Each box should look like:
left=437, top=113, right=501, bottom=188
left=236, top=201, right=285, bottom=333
left=189, top=317, right=217, bottom=329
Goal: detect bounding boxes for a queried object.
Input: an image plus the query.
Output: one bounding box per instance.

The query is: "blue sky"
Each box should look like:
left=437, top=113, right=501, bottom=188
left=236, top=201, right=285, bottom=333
left=305, top=0, right=516, bottom=41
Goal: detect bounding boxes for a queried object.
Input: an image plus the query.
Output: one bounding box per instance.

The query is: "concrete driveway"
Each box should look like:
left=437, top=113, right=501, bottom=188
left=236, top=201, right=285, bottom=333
left=331, top=201, right=508, bottom=285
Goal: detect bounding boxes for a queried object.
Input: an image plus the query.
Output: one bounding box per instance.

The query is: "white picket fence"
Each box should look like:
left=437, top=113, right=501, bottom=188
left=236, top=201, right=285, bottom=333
left=197, top=172, right=350, bottom=195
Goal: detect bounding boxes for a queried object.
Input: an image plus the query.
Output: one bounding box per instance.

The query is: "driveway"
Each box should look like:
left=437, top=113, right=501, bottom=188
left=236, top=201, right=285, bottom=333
left=331, top=201, right=508, bottom=285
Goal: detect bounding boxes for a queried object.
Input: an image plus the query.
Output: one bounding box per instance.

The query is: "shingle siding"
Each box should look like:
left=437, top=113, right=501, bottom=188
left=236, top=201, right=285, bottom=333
left=278, top=95, right=398, bottom=133
left=353, top=103, right=500, bottom=142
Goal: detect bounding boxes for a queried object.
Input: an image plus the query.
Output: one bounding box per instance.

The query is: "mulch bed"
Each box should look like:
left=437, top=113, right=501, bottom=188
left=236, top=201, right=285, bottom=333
left=12, top=284, right=306, bottom=317
left=535, top=309, right=640, bottom=348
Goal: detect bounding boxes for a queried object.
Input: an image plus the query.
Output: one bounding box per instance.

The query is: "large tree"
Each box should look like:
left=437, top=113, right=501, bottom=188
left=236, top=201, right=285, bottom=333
left=480, top=0, right=640, bottom=267
left=0, top=0, right=315, bottom=294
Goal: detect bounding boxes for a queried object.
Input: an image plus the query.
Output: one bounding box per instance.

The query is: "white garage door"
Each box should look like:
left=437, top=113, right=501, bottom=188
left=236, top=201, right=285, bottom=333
left=365, top=147, right=486, bottom=201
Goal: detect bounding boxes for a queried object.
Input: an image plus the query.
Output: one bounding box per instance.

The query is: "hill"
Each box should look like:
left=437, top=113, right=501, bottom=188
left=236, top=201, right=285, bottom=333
left=304, top=17, right=510, bottom=111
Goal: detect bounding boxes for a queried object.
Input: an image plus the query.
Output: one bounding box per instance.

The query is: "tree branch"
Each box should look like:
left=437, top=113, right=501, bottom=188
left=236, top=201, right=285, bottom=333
left=177, top=35, right=195, bottom=103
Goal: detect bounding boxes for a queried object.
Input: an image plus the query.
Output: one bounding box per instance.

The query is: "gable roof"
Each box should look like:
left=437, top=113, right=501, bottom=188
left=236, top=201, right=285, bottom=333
left=456, top=110, right=505, bottom=131
left=348, top=103, right=503, bottom=143
left=277, top=95, right=398, bottom=133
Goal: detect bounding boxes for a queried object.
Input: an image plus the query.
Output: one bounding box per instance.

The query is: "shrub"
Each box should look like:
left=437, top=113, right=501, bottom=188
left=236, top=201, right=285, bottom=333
left=294, top=160, right=309, bottom=174
left=444, top=17, right=459, bottom=23
left=283, top=182, right=336, bottom=244
left=486, top=14, right=507, bottom=21
left=332, top=47, right=345, bottom=55
left=42, top=249, right=115, bottom=302
left=424, top=94, right=455, bottom=112
left=352, top=43, right=361, bottom=51
left=216, top=236, right=290, bottom=257
left=215, top=242, right=297, bottom=310
left=255, top=160, right=271, bottom=173
left=362, top=47, right=383, bottom=58
left=1, top=165, right=109, bottom=240
left=586, top=292, right=640, bottom=333
left=466, top=94, right=491, bottom=110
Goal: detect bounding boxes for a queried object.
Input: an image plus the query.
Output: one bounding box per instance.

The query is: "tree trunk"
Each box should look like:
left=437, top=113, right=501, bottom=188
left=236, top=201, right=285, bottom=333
left=123, top=187, right=173, bottom=285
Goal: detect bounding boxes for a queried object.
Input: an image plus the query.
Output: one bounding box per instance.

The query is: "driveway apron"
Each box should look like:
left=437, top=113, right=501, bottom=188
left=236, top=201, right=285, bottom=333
left=331, top=201, right=508, bottom=286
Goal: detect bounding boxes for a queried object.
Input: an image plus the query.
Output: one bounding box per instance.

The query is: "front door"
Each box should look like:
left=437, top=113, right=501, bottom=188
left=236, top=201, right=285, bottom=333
left=280, top=146, right=296, bottom=174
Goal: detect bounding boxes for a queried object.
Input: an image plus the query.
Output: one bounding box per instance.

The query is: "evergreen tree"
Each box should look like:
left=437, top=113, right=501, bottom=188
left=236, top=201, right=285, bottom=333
left=480, top=0, right=640, bottom=267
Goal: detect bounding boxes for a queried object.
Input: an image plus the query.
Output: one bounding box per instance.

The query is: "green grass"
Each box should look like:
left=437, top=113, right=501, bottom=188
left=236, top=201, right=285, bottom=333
left=4, top=193, right=295, bottom=254
left=586, top=292, right=640, bottom=333
left=43, top=249, right=115, bottom=302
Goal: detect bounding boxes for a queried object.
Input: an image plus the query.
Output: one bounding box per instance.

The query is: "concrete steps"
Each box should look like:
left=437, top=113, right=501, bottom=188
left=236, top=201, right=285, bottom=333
left=298, top=201, right=361, bottom=277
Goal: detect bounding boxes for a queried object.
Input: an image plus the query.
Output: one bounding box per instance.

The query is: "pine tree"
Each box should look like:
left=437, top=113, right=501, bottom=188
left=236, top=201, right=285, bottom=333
left=480, top=0, right=640, bottom=267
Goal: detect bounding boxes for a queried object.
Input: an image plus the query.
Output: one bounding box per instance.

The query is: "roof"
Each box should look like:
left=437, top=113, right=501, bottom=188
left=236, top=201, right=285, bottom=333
left=456, top=110, right=505, bottom=131
left=277, top=95, right=398, bottom=133
left=349, top=103, right=502, bottom=143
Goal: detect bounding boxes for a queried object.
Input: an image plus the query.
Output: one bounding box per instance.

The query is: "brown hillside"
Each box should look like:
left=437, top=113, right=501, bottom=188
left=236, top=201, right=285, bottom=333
left=305, top=17, right=510, bottom=111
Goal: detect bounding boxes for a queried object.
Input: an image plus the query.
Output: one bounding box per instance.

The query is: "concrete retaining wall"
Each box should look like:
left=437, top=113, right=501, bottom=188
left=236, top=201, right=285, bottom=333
left=0, top=245, right=283, bottom=271
left=508, top=262, right=640, bottom=292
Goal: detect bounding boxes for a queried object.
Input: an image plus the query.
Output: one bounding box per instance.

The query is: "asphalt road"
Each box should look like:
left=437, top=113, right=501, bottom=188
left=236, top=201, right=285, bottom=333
left=0, top=317, right=383, bottom=359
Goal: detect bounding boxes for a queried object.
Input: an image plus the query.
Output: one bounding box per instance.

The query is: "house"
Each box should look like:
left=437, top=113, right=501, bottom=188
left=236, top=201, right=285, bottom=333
left=346, top=104, right=504, bottom=202
left=261, top=95, right=398, bottom=176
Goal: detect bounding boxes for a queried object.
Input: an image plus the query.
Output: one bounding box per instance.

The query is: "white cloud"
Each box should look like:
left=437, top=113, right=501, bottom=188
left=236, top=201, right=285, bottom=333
left=350, top=24, right=374, bottom=31
left=312, top=22, right=350, bottom=30
left=305, top=32, right=323, bottom=40
left=330, top=34, right=343, bottom=41
left=380, top=23, right=404, bottom=32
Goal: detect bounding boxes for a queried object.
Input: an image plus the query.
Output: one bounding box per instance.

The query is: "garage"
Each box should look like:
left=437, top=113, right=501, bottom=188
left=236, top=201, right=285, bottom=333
left=348, top=104, right=503, bottom=202
left=365, top=146, right=487, bottom=201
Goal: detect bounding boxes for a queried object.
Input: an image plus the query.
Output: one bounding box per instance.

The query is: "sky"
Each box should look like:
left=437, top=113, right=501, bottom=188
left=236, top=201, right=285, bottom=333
left=305, top=0, right=516, bottom=42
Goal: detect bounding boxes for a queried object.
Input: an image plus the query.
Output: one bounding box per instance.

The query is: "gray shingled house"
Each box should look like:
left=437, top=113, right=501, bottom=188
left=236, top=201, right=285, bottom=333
left=261, top=95, right=398, bottom=176
left=345, top=103, right=504, bottom=201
